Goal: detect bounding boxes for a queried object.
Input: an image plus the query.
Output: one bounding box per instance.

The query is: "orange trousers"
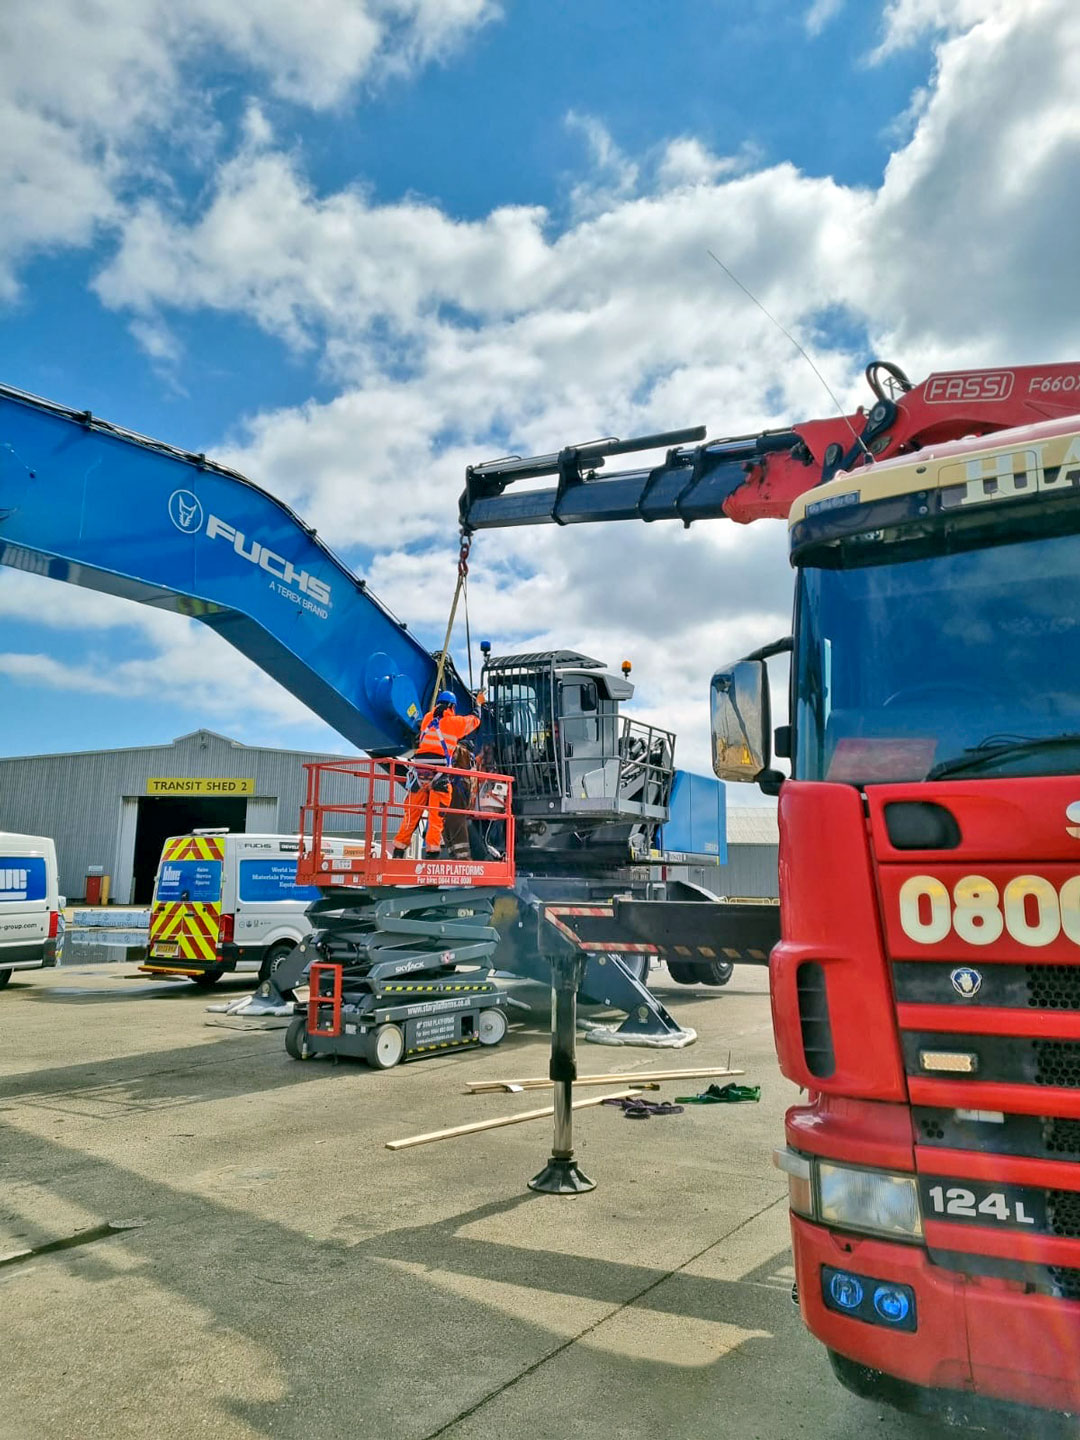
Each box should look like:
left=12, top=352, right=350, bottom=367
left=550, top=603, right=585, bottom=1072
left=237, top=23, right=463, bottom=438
left=394, top=785, right=450, bottom=852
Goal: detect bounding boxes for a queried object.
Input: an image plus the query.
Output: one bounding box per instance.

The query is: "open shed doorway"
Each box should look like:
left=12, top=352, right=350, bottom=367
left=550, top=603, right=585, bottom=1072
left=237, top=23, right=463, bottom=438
left=132, top=796, right=248, bottom=903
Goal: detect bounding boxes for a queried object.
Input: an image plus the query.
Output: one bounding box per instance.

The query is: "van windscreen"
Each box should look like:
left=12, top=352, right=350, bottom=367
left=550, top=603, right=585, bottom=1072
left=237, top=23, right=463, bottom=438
left=156, top=859, right=222, bottom=903
left=0, top=857, right=47, bottom=902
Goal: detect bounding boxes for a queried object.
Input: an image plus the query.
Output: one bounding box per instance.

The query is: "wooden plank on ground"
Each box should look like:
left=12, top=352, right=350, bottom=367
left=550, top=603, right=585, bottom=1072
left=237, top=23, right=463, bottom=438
left=386, top=1088, right=642, bottom=1151
left=464, top=1066, right=744, bottom=1094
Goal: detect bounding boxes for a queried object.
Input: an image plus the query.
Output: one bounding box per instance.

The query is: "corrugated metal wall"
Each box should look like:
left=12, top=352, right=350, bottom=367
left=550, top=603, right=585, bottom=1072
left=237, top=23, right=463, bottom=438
left=677, top=845, right=779, bottom=899
left=712, top=843, right=779, bottom=898
left=0, top=728, right=782, bottom=904
left=0, top=730, right=354, bottom=902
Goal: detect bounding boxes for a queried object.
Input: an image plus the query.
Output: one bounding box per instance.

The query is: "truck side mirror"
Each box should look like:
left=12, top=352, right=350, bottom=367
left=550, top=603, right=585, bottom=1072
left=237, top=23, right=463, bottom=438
left=710, top=659, right=771, bottom=783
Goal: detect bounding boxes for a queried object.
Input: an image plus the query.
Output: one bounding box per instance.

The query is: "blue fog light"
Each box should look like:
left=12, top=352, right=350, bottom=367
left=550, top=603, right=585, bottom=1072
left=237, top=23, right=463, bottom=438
left=829, top=1272, right=864, bottom=1310
left=873, top=1284, right=911, bottom=1323
left=823, top=1265, right=917, bottom=1331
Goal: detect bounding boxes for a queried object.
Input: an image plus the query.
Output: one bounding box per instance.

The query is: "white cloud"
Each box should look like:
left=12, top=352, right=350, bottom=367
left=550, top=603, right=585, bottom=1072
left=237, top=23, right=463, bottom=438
left=0, top=641, right=339, bottom=738
left=6, top=0, right=1079, bottom=769
left=564, top=113, right=641, bottom=217
left=0, top=569, right=350, bottom=750
left=655, top=137, right=755, bottom=189
left=867, top=0, right=1080, bottom=360
left=872, top=0, right=1008, bottom=58
left=75, top=0, right=1080, bottom=759
left=0, top=0, right=499, bottom=297
left=805, top=0, right=845, bottom=37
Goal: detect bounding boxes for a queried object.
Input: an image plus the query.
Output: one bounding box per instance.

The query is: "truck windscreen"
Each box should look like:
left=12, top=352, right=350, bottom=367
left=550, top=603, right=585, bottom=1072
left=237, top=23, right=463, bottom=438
left=793, top=531, right=1080, bottom=785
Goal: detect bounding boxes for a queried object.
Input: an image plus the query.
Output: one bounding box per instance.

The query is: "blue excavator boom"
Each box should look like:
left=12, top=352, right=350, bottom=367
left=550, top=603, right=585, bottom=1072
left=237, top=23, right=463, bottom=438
left=0, top=384, right=471, bottom=753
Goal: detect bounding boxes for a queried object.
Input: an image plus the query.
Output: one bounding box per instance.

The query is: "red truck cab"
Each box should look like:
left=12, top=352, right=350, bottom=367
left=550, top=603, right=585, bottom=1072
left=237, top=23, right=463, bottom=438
left=714, top=417, right=1080, bottom=1421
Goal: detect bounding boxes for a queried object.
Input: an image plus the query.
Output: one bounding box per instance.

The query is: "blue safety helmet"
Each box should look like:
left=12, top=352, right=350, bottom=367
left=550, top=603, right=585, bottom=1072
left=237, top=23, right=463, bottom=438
left=436, top=690, right=457, bottom=706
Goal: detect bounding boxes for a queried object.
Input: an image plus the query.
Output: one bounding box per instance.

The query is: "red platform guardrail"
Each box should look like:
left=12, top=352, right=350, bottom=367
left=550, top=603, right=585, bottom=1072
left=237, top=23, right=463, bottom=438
left=296, top=757, right=515, bottom=890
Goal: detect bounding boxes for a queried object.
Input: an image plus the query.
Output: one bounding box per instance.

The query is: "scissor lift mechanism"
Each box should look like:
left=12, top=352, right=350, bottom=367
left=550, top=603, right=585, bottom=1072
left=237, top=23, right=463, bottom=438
left=273, top=758, right=516, bottom=1067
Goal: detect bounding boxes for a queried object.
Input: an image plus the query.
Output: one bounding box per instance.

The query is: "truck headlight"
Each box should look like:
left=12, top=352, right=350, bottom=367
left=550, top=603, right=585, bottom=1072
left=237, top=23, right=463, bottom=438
left=817, top=1162, right=923, bottom=1240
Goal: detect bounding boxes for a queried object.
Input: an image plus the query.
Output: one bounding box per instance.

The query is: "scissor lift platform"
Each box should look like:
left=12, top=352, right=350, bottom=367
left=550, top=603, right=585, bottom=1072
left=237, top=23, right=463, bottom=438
left=279, top=759, right=516, bottom=1067
left=296, top=756, right=516, bottom=890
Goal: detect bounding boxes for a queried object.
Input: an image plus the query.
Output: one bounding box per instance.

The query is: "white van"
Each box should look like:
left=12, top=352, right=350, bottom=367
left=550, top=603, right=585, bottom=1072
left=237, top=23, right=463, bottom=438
left=141, top=831, right=343, bottom=988
left=0, top=832, right=64, bottom=988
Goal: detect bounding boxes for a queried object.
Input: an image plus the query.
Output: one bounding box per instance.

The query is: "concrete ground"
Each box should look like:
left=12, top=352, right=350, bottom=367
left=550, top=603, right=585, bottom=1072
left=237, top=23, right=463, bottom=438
left=0, top=961, right=961, bottom=1440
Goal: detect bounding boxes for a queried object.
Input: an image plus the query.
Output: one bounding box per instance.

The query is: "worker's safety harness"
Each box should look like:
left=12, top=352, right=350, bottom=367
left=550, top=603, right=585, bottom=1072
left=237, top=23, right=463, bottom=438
left=406, top=718, right=454, bottom=793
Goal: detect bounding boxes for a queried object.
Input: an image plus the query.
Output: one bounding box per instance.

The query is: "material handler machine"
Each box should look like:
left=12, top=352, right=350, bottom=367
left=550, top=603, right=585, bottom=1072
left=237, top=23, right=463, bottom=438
left=459, top=358, right=1080, bottom=1423
left=0, top=382, right=769, bottom=1055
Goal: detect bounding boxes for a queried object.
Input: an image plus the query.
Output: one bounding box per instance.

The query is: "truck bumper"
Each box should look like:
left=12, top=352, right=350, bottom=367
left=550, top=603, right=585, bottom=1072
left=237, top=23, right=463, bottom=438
left=138, top=958, right=227, bottom=977
left=792, top=1213, right=1080, bottom=1414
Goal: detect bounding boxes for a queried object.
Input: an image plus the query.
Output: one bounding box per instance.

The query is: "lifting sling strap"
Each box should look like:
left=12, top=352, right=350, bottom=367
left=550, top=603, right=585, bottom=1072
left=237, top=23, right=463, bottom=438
left=430, top=532, right=473, bottom=707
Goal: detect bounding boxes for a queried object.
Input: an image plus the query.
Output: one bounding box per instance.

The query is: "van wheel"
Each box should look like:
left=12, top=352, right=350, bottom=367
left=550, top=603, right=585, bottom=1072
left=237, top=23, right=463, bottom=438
left=285, top=1015, right=314, bottom=1061
left=190, top=968, right=225, bottom=989
left=0, top=969, right=11, bottom=990
left=258, top=941, right=296, bottom=985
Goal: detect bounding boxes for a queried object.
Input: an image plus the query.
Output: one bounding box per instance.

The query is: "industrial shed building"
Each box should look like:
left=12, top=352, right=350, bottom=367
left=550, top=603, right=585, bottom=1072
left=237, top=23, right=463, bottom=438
left=0, top=730, right=349, bottom=904
left=0, top=728, right=781, bottom=906
left=714, top=807, right=779, bottom=899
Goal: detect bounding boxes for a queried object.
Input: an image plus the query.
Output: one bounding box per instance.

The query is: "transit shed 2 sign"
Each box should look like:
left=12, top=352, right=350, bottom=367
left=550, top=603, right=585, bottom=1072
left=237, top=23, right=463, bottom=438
left=146, top=777, right=255, bottom=795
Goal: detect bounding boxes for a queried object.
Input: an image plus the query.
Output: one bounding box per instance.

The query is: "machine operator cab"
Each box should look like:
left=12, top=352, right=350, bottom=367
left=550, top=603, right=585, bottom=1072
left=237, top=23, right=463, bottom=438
left=481, top=650, right=675, bottom=860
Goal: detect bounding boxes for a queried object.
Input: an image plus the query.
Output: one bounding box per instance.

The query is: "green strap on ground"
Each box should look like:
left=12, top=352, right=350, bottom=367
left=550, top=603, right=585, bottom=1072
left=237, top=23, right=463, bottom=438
left=675, top=1082, right=761, bottom=1104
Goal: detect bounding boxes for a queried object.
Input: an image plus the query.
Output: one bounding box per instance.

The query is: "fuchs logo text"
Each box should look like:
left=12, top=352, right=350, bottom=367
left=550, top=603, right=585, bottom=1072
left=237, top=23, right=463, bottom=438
left=205, top=516, right=331, bottom=607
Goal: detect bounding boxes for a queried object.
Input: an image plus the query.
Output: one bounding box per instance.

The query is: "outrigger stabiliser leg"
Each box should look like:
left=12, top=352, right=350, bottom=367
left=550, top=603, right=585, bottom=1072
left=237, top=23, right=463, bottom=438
left=528, top=949, right=596, bottom=1194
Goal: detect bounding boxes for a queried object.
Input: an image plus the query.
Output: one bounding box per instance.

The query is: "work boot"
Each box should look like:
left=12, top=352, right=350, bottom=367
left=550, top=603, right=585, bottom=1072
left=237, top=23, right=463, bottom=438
left=424, top=849, right=442, bottom=860
left=391, top=846, right=406, bottom=859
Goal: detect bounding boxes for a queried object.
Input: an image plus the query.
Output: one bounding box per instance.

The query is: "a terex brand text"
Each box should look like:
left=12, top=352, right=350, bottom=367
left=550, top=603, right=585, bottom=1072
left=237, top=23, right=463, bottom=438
left=206, top=516, right=332, bottom=608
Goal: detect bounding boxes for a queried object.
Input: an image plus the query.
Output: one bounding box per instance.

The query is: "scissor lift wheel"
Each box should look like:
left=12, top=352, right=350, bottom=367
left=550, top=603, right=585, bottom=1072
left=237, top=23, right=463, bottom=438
left=477, top=1008, right=508, bottom=1046
left=365, top=1022, right=406, bottom=1069
left=285, top=1014, right=314, bottom=1061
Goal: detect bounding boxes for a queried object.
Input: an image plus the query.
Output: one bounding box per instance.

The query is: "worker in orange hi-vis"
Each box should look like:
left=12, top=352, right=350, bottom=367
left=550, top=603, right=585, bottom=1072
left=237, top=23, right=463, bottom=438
left=392, top=689, right=484, bottom=858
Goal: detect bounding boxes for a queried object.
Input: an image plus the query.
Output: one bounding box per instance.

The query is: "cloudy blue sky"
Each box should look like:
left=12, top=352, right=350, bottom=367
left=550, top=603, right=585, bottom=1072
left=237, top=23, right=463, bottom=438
left=0, top=0, right=1075, bottom=775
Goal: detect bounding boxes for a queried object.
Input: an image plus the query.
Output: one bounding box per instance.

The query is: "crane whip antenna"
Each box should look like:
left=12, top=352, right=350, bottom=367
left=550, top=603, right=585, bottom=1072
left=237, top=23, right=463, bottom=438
left=706, top=250, right=871, bottom=461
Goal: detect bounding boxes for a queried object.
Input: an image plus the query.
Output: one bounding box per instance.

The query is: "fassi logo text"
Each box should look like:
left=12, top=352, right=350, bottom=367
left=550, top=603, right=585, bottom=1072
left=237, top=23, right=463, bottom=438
left=924, top=370, right=1014, bottom=404
left=206, top=516, right=332, bottom=606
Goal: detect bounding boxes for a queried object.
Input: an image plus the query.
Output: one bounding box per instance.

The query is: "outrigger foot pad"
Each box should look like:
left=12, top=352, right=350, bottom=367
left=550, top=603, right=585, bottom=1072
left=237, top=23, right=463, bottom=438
left=215, top=988, right=294, bottom=1017
left=527, top=1158, right=596, bottom=1194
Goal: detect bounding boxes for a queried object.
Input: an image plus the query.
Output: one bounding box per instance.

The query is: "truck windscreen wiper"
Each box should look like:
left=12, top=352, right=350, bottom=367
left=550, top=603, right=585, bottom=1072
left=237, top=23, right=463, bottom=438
left=927, top=732, right=1080, bottom=781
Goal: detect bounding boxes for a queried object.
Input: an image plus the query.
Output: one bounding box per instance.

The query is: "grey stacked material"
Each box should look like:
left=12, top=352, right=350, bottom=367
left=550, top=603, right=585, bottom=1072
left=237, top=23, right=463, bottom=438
left=72, top=909, right=150, bottom=928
